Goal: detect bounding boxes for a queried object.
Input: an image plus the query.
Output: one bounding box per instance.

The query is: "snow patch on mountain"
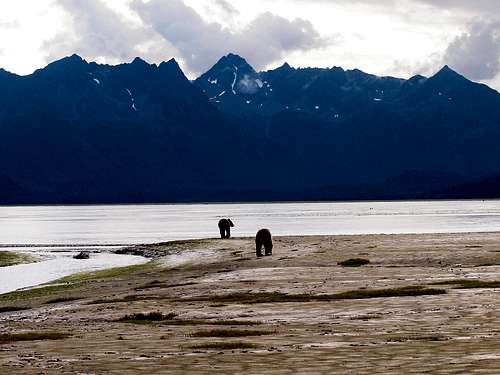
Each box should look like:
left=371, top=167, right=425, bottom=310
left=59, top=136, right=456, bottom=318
left=231, top=66, right=238, bottom=95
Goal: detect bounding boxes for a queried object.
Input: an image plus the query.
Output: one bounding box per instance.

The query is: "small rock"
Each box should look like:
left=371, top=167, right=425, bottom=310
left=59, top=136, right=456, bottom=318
left=73, top=251, right=90, bottom=260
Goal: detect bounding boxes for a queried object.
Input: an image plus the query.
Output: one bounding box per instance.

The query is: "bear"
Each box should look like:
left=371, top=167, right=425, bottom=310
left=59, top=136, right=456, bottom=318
left=255, top=228, right=273, bottom=257
left=218, top=218, right=234, bottom=239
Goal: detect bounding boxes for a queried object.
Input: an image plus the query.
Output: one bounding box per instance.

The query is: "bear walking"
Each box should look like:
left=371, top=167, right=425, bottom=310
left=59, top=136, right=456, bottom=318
left=256, top=228, right=272, bottom=257
left=218, top=218, right=234, bottom=239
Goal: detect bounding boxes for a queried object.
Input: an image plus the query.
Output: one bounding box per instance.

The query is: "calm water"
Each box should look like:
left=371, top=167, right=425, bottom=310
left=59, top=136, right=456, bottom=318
left=1, top=200, right=500, bottom=294
left=1, top=200, right=500, bottom=246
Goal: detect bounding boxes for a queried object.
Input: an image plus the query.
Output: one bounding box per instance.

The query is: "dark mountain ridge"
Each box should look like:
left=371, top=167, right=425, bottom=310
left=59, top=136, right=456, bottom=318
left=0, top=53, right=500, bottom=204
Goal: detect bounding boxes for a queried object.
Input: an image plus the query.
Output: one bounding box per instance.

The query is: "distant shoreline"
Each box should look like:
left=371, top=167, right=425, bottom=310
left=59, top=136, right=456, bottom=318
left=1, top=197, right=499, bottom=208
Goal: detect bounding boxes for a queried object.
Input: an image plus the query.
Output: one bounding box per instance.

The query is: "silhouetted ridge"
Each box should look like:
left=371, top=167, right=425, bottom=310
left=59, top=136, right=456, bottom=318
left=131, top=56, right=149, bottom=66
left=430, top=65, right=468, bottom=83
left=0, top=53, right=500, bottom=204
left=158, top=58, right=185, bottom=78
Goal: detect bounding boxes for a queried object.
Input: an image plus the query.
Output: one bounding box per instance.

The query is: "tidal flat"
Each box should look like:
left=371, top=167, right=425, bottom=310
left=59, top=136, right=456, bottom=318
left=3, top=233, right=500, bottom=373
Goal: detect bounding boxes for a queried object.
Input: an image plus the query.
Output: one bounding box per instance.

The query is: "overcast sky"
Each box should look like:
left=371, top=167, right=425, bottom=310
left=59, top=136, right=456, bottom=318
left=0, top=0, right=499, bottom=90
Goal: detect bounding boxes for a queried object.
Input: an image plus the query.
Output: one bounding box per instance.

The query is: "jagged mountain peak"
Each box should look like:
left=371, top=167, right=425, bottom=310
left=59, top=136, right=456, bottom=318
left=431, top=65, right=467, bottom=81
left=50, top=54, right=87, bottom=67
left=36, top=54, right=89, bottom=77
left=158, top=58, right=188, bottom=81
left=131, top=56, right=150, bottom=66
left=159, top=58, right=181, bottom=70
left=208, top=53, right=256, bottom=76
left=222, top=53, right=251, bottom=66
left=279, top=62, right=292, bottom=70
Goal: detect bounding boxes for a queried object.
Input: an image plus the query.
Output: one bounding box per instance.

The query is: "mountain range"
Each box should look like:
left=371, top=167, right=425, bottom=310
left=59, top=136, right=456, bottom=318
left=0, top=53, right=500, bottom=204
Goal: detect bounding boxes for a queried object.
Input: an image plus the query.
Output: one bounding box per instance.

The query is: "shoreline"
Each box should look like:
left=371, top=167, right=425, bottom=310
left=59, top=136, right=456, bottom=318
left=3, top=233, right=500, bottom=372
left=1, top=197, right=500, bottom=208
left=0, top=247, right=148, bottom=295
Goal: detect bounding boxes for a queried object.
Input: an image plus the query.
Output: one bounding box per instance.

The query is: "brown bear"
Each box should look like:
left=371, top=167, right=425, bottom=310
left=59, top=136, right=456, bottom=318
left=256, top=228, right=272, bottom=257
left=218, top=218, right=234, bottom=239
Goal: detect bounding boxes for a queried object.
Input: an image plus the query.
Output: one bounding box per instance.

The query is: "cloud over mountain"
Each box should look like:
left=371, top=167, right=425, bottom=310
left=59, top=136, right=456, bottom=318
left=131, top=0, right=326, bottom=74
left=44, top=0, right=325, bottom=76
left=444, top=21, right=500, bottom=81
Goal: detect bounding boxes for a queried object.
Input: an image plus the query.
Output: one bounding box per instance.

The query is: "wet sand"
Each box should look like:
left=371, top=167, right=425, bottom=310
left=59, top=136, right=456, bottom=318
left=3, top=233, right=500, bottom=373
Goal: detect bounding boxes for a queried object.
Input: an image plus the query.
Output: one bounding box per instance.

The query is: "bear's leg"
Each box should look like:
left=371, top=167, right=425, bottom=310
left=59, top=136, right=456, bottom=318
left=264, top=241, right=273, bottom=256
left=219, top=228, right=225, bottom=239
left=226, top=227, right=231, bottom=239
left=256, top=242, right=263, bottom=257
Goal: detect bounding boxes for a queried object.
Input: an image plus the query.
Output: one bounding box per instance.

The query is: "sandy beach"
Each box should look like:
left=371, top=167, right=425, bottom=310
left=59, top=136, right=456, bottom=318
left=2, top=233, right=500, bottom=373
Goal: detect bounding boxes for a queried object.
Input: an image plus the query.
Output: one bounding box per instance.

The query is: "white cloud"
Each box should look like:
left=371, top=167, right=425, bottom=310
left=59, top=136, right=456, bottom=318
left=444, top=21, right=500, bottom=81
left=44, top=0, right=176, bottom=65
left=0, top=0, right=499, bottom=90
left=131, top=0, right=326, bottom=74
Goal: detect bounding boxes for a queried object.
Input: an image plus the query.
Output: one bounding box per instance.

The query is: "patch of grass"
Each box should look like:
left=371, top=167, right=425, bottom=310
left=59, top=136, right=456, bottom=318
left=0, top=306, right=30, bottom=313
left=182, top=286, right=445, bottom=304
left=56, top=261, right=158, bottom=283
left=338, top=258, right=370, bottom=267
left=430, top=279, right=500, bottom=289
left=44, top=297, right=81, bottom=304
left=0, top=251, right=38, bottom=267
left=333, top=286, right=445, bottom=299
left=0, top=284, right=79, bottom=303
left=0, top=331, right=71, bottom=343
left=188, top=342, right=257, bottom=350
left=387, top=335, right=447, bottom=343
left=165, top=320, right=262, bottom=326
left=191, top=329, right=271, bottom=338
left=116, top=313, right=262, bottom=326
left=135, top=280, right=199, bottom=290
left=87, top=295, right=144, bottom=305
left=117, top=312, right=178, bottom=322
left=349, top=315, right=382, bottom=320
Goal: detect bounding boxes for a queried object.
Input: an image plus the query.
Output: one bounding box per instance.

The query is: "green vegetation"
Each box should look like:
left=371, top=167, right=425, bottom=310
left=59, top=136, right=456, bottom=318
left=182, top=286, right=445, bottom=304
left=44, top=296, right=81, bottom=304
left=387, top=335, right=447, bottom=343
left=430, top=279, right=500, bottom=289
left=117, top=312, right=178, bottom=322
left=88, top=294, right=160, bottom=305
left=0, top=251, right=38, bottom=267
left=349, top=315, right=382, bottom=320
left=115, top=312, right=262, bottom=326
left=0, top=331, right=71, bottom=343
left=191, top=329, right=272, bottom=338
left=188, top=342, right=257, bottom=350
left=1, top=262, right=157, bottom=303
left=338, top=258, right=370, bottom=267
left=165, top=320, right=261, bottom=326
left=57, top=261, right=158, bottom=283
left=0, top=284, right=78, bottom=302
left=136, top=281, right=197, bottom=290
